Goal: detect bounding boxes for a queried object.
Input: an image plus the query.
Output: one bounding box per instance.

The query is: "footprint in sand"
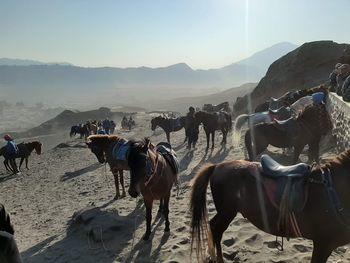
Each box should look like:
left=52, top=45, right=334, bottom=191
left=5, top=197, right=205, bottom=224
left=176, top=226, right=186, bottom=232
left=223, top=237, right=236, bottom=247
left=293, top=244, right=311, bottom=253
left=178, top=238, right=189, bottom=245
left=245, top=234, right=261, bottom=246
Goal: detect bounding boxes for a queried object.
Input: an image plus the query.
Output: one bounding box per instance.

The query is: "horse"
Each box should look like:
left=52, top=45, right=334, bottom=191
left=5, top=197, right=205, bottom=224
left=0, top=203, right=22, bottom=263
left=151, top=116, right=187, bottom=143
left=194, top=111, right=232, bottom=150
left=2, top=141, right=42, bottom=171
left=70, top=124, right=89, bottom=139
left=203, top=102, right=231, bottom=113
left=254, top=85, right=328, bottom=112
left=127, top=138, right=178, bottom=240
left=0, top=147, right=18, bottom=174
left=245, top=104, right=332, bottom=164
left=190, top=149, right=350, bottom=263
left=86, top=135, right=129, bottom=199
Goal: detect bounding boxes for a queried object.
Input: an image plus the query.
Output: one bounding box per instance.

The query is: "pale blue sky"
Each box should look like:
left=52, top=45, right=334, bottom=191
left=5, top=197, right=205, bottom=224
left=1, top=0, right=349, bottom=69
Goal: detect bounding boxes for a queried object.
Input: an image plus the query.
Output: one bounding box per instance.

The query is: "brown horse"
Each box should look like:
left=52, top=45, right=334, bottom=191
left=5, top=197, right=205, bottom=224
left=151, top=116, right=187, bottom=143
left=86, top=135, right=128, bottom=199
left=190, top=149, right=350, bottom=263
left=0, top=141, right=42, bottom=172
left=127, top=138, right=178, bottom=240
left=194, top=111, right=232, bottom=150
left=245, top=104, right=332, bottom=164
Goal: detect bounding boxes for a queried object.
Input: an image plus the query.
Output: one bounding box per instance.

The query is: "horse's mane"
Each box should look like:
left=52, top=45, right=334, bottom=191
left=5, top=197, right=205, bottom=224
left=87, top=135, right=123, bottom=143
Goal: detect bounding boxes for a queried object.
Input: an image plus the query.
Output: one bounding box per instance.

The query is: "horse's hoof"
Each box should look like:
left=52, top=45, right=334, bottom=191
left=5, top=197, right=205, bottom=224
left=121, top=192, right=126, bottom=198
left=143, top=233, right=151, bottom=241
left=113, top=195, right=119, bottom=200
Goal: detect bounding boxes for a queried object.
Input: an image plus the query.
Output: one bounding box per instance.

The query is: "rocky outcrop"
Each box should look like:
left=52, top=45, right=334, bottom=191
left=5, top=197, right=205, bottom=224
left=233, top=41, right=350, bottom=115
left=327, top=93, right=350, bottom=152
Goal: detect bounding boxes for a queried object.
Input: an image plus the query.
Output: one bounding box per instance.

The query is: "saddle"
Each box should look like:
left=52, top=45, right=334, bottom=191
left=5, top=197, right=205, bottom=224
left=156, top=142, right=179, bottom=174
left=112, top=139, right=130, bottom=161
left=268, top=106, right=291, bottom=120
left=256, top=155, right=311, bottom=238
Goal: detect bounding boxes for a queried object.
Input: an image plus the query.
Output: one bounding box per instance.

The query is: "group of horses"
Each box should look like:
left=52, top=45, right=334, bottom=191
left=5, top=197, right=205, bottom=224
left=151, top=106, right=232, bottom=150
left=0, top=141, right=42, bottom=174
left=70, top=120, right=116, bottom=139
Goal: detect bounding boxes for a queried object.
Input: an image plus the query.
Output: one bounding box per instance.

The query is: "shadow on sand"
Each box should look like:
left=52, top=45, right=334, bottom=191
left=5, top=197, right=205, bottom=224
left=60, top=163, right=101, bottom=181
left=21, top=200, right=147, bottom=263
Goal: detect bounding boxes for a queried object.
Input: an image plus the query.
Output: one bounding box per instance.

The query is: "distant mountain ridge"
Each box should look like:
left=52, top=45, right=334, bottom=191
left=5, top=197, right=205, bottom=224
left=0, top=58, right=72, bottom=66
left=0, top=42, right=298, bottom=107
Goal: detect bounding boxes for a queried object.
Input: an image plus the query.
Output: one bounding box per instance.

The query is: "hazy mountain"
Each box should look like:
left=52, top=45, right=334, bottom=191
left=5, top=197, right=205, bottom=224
left=0, top=58, right=72, bottom=66
left=0, top=42, right=297, bottom=107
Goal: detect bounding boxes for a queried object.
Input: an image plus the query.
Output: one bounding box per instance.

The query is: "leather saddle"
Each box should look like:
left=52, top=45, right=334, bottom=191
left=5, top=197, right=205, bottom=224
left=258, top=155, right=311, bottom=235
left=156, top=142, right=179, bottom=174
left=260, top=155, right=310, bottom=178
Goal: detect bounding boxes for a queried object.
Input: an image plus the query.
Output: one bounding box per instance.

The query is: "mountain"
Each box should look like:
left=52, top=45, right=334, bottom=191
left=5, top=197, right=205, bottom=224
left=233, top=41, right=350, bottom=115
left=144, top=83, right=256, bottom=114
left=0, top=42, right=297, bottom=107
left=0, top=58, right=72, bottom=66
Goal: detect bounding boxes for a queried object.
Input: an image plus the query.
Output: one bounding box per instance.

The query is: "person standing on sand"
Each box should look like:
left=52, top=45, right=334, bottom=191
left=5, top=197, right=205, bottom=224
left=185, top=106, right=198, bottom=149
left=3, top=135, right=19, bottom=174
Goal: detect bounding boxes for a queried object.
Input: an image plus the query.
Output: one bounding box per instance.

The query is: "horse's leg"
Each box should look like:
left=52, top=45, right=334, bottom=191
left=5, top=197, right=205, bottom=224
left=113, top=171, right=120, bottom=200
left=166, top=132, right=170, bottom=144
left=205, top=131, right=210, bottom=150
left=143, top=198, right=153, bottom=240
left=163, top=195, right=171, bottom=232
left=158, top=199, right=163, bottom=214
left=25, top=157, right=29, bottom=169
left=311, top=241, right=333, bottom=263
left=4, top=160, right=10, bottom=172
left=19, top=158, right=24, bottom=170
left=119, top=170, right=126, bottom=197
left=308, top=138, right=320, bottom=163
left=211, top=131, right=215, bottom=149
left=210, top=211, right=237, bottom=263
left=292, top=143, right=305, bottom=164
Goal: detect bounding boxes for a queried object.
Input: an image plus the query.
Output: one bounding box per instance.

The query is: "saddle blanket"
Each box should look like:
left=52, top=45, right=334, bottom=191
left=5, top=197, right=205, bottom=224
left=112, top=139, right=130, bottom=161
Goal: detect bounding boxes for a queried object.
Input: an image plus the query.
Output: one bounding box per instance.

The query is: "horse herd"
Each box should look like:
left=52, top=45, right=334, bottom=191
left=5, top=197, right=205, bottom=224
left=2, top=85, right=350, bottom=263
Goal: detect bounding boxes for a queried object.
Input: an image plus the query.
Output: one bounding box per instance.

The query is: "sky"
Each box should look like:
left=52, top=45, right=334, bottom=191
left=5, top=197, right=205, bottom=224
left=1, top=0, right=349, bottom=69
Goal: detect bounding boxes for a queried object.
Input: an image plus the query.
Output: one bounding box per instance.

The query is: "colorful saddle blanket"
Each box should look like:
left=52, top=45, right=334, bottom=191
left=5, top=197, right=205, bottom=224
left=112, top=139, right=130, bottom=161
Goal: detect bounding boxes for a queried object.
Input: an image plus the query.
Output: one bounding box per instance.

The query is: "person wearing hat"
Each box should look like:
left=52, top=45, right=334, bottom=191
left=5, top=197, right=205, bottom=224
left=329, top=63, right=342, bottom=92
left=342, top=74, right=350, bottom=102
left=3, top=135, right=19, bottom=174
left=185, top=106, right=198, bottom=149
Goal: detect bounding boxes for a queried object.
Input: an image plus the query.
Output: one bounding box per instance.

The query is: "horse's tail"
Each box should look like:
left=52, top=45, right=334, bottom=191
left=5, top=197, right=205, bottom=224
left=190, top=163, right=216, bottom=261
left=232, top=114, right=249, bottom=148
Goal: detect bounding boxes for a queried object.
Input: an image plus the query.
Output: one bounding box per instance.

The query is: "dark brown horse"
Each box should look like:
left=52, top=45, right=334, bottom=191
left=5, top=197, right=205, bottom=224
left=0, top=203, right=22, bottom=263
left=190, top=149, right=350, bottom=263
left=194, top=111, right=232, bottom=150
left=151, top=116, right=186, bottom=143
left=245, top=104, right=332, bottom=163
left=86, top=135, right=129, bottom=199
left=202, top=102, right=231, bottom=113
left=2, top=141, right=42, bottom=171
left=127, top=138, right=178, bottom=240
left=255, top=85, right=329, bottom=112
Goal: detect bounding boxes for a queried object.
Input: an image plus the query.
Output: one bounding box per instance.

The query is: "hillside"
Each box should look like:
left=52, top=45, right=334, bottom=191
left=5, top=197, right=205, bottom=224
left=233, top=41, right=350, bottom=115
left=146, top=83, right=256, bottom=113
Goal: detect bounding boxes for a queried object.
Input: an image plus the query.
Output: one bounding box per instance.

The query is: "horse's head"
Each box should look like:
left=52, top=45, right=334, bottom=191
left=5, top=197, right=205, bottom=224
left=86, top=135, right=109, bottom=164
left=34, top=141, right=42, bottom=155
left=127, top=138, right=152, bottom=198
left=151, top=116, right=162, bottom=131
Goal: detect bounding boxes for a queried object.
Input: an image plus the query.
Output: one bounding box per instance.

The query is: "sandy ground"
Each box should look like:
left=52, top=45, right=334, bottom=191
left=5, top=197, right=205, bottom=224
left=1, top=112, right=350, bottom=263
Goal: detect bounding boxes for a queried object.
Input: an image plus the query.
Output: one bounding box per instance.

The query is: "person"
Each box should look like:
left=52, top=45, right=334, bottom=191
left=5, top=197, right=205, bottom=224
left=102, top=118, right=111, bottom=135
left=336, top=64, right=350, bottom=96
left=185, top=106, right=199, bottom=149
left=342, top=74, right=350, bottom=102
left=329, top=63, right=342, bottom=92
left=121, top=116, right=127, bottom=129
left=3, top=135, right=19, bottom=174
left=97, top=125, right=106, bottom=135
left=110, top=120, right=116, bottom=134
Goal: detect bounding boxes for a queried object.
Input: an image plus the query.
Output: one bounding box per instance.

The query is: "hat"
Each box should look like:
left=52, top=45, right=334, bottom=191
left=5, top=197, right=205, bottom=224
left=4, top=134, right=12, bottom=141
left=312, top=92, right=325, bottom=105
left=189, top=106, right=195, bottom=112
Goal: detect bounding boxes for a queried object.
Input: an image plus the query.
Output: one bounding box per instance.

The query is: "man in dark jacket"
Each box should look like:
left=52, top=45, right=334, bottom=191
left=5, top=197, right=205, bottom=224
left=185, top=106, right=199, bottom=149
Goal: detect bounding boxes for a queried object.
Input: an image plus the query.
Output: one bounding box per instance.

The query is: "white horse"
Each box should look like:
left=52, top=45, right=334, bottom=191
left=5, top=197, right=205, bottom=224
left=232, top=111, right=273, bottom=148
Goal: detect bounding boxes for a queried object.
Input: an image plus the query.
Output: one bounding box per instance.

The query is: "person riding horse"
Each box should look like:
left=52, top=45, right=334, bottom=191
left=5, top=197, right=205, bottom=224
left=185, top=106, right=198, bottom=149
left=2, top=135, right=19, bottom=174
